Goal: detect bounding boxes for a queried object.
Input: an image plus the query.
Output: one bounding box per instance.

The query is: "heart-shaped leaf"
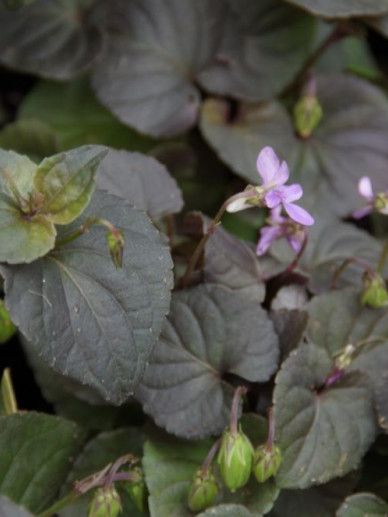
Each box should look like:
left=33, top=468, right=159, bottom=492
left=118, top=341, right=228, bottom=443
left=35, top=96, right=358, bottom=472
left=0, top=497, right=32, bottom=517
left=198, top=0, right=316, bottom=101
left=0, top=0, right=105, bottom=79
left=274, top=342, right=376, bottom=488
left=307, top=288, right=388, bottom=431
left=92, top=0, right=224, bottom=137
left=96, top=149, right=183, bottom=219
left=337, top=493, right=388, bottom=516
left=281, top=0, right=388, bottom=18
left=200, top=74, right=388, bottom=218
left=137, top=283, right=279, bottom=438
left=1, top=190, right=173, bottom=404
left=0, top=412, right=86, bottom=513
left=34, top=145, right=107, bottom=224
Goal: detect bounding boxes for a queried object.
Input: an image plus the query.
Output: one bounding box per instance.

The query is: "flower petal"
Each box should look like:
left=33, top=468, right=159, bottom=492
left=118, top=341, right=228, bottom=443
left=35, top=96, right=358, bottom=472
left=281, top=183, right=303, bottom=203
left=358, top=176, right=373, bottom=200
left=256, top=226, right=282, bottom=256
left=287, top=232, right=305, bottom=253
left=256, top=146, right=280, bottom=185
left=270, top=206, right=284, bottom=223
left=352, top=205, right=372, bottom=219
left=276, top=160, right=290, bottom=185
left=226, top=196, right=252, bottom=213
left=284, top=203, right=315, bottom=226
left=265, top=189, right=282, bottom=209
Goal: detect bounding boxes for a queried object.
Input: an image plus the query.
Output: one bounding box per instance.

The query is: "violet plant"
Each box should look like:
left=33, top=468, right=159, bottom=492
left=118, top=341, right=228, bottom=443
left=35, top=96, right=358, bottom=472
left=1, top=1, right=388, bottom=516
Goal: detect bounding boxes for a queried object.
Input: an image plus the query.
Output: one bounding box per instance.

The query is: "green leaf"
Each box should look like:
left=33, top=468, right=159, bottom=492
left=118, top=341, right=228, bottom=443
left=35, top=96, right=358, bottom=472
left=269, top=219, right=383, bottom=292
left=1, top=190, right=173, bottom=404
left=137, top=284, right=279, bottom=438
left=200, top=74, right=388, bottom=218
left=337, top=493, right=388, bottom=516
left=198, top=0, right=316, bottom=101
left=0, top=0, right=105, bottom=79
left=274, top=342, right=376, bottom=488
left=281, top=0, right=388, bottom=17
left=0, top=497, right=32, bottom=517
left=0, top=412, right=85, bottom=513
left=204, top=222, right=266, bottom=303
left=0, top=194, right=56, bottom=264
left=19, top=80, right=157, bottom=152
left=96, top=150, right=183, bottom=220
left=143, top=436, right=212, bottom=517
left=269, top=474, right=359, bottom=517
left=307, top=289, right=388, bottom=432
left=0, top=119, right=59, bottom=162
left=34, top=145, right=107, bottom=225
left=0, top=149, right=37, bottom=202
left=92, top=0, right=224, bottom=137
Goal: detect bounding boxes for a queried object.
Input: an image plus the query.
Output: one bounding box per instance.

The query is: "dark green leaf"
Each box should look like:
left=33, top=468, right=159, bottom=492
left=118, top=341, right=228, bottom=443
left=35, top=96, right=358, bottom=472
left=307, top=289, right=388, bottom=431
left=137, top=284, right=279, bottom=438
left=0, top=497, right=32, bottom=517
left=337, top=493, right=388, bottom=516
left=1, top=190, right=173, bottom=404
left=0, top=412, right=85, bottom=513
left=0, top=149, right=36, bottom=201
left=19, top=80, right=157, bottom=152
left=35, top=145, right=107, bottom=224
left=0, top=119, right=58, bottom=163
left=92, top=0, right=224, bottom=137
left=281, top=0, right=388, bottom=17
left=274, top=342, right=376, bottom=488
left=200, top=75, right=388, bottom=218
left=143, top=436, right=212, bottom=517
left=96, top=150, right=183, bottom=219
left=199, top=0, right=316, bottom=101
left=0, top=0, right=105, bottom=79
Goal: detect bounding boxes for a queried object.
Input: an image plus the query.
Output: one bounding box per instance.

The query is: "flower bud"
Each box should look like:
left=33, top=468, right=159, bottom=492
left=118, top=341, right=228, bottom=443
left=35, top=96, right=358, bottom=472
left=217, top=427, right=254, bottom=492
left=187, top=467, right=219, bottom=512
left=293, top=95, right=323, bottom=139
left=253, top=445, right=282, bottom=483
left=374, top=192, right=388, bottom=215
left=88, top=487, right=122, bottom=517
left=361, top=272, right=388, bottom=309
left=123, top=467, right=147, bottom=513
left=106, top=229, right=124, bottom=269
left=0, top=300, right=15, bottom=344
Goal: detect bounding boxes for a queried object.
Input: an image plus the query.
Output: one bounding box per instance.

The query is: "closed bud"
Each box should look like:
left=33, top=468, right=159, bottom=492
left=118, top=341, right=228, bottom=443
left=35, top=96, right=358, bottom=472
left=106, top=229, right=124, bottom=269
left=361, top=272, right=388, bottom=309
left=0, top=300, right=15, bottom=344
left=187, top=467, right=218, bottom=512
left=294, top=94, right=323, bottom=139
left=374, top=192, right=388, bottom=215
left=88, top=487, right=122, bottom=517
left=123, top=466, right=147, bottom=513
left=217, top=427, right=254, bottom=492
left=253, top=445, right=282, bottom=483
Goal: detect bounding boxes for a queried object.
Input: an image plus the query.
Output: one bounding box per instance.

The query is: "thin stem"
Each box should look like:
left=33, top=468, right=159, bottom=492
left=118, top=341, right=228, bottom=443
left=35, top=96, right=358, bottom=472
left=180, top=190, right=257, bottom=288
left=202, top=439, right=221, bottom=472
left=230, top=386, right=248, bottom=436
left=281, top=23, right=351, bottom=98
left=38, top=492, right=79, bottom=517
left=266, top=407, right=275, bottom=451
left=331, top=257, right=375, bottom=289
left=1, top=368, right=18, bottom=415
left=283, top=234, right=308, bottom=276
left=378, top=241, right=388, bottom=273
left=55, top=217, right=100, bottom=247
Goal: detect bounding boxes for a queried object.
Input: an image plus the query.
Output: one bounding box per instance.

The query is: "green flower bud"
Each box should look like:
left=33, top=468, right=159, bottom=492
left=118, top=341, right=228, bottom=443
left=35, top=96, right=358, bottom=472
left=0, top=300, right=15, bottom=344
left=253, top=445, right=282, bottom=483
left=374, top=192, right=388, bottom=215
left=123, top=467, right=147, bottom=513
left=106, top=228, right=124, bottom=269
left=187, top=467, right=219, bottom=512
left=217, top=427, right=254, bottom=492
left=361, top=272, right=388, bottom=309
left=293, top=95, right=323, bottom=139
left=88, top=487, right=122, bottom=517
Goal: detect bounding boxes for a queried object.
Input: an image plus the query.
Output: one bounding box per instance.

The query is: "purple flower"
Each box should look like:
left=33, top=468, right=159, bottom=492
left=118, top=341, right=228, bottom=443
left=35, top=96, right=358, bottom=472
left=257, top=147, right=314, bottom=226
left=256, top=207, right=307, bottom=256
left=353, top=176, right=388, bottom=219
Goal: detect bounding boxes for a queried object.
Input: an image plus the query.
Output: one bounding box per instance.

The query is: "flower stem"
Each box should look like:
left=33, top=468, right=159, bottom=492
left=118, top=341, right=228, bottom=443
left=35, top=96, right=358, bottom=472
left=266, top=407, right=276, bottom=451
left=202, top=439, right=221, bottom=472
left=230, top=386, right=248, bottom=436
left=180, top=190, right=257, bottom=288
left=331, top=257, right=375, bottom=289
left=378, top=241, right=388, bottom=273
